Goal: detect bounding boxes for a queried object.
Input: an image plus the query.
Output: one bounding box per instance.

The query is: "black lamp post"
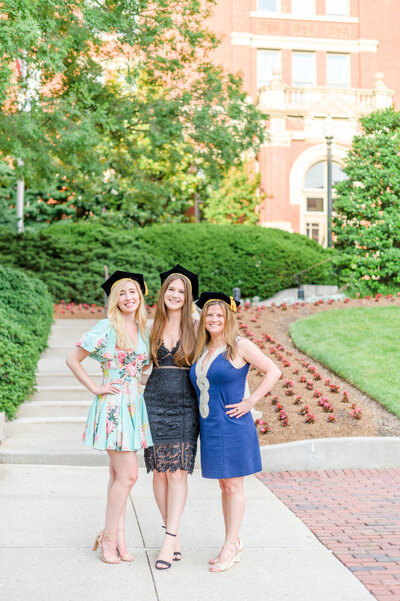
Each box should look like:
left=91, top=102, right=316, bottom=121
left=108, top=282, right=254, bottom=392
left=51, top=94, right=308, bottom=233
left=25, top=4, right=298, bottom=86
left=325, top=117, right=334, bottom=248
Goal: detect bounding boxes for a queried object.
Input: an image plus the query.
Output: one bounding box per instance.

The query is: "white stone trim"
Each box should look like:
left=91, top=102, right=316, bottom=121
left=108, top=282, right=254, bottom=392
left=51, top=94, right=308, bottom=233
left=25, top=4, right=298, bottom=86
left=290, top=143, right=348, bottom=207
left=250, top=12, right=358, bottom=23
left=231, top=33, right=378, bottom=53
left=260, top=221, right=294, bottom=232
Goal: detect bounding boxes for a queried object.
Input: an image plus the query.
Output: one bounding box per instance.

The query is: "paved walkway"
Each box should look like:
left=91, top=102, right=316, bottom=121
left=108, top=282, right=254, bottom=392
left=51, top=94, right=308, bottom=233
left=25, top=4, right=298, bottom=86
left=259, top=469, right=400, bottom=601
left=0, top=464, right=375, bottom=601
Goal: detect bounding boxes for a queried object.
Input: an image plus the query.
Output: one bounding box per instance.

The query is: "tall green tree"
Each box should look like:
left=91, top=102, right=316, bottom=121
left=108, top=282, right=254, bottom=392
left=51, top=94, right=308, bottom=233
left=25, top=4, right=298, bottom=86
left=0, top=1, right=267, bottom=228
left=203, top=164, right=264, bottom=225
left=333, top=107, right=400, bottom=293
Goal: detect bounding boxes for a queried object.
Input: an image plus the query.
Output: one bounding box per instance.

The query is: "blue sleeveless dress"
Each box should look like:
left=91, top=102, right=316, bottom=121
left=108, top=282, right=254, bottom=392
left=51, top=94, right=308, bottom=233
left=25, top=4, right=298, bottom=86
left=189, top=347, right=262, bottom=479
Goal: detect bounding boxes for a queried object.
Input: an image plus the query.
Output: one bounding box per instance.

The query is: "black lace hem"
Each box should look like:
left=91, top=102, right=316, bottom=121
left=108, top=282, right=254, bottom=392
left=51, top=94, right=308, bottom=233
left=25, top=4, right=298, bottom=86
left=144, top=441, right=197, bottom=474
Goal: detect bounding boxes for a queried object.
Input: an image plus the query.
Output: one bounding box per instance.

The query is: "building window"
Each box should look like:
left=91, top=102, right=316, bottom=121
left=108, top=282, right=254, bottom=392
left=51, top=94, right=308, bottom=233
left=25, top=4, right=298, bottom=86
left=306, top=222, right=320, bottom=242
left=258, top=0, right=280, bottom=11
left=326, top=0, right=348, bottom=16
left=327, top=54, right=350, bottom=87
left=306, top=197, right=324, bottom=212
left=304, top=160, right=347, bottom=245
left=292, top=52, right=315, bottom=87
left=305, top=161, right=324, bottom=188
left=292, top=0, right=314, bottom=15
left=257, top=50, right=281, bottom=89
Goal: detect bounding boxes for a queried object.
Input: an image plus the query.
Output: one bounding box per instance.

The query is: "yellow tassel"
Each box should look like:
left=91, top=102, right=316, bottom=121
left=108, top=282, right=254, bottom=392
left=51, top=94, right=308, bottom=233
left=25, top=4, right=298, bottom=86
left=230, top=297, right=237, bottom=312
left=144, top=281, right=149, bottom=296
left=191, top=302, right=195, bottom=313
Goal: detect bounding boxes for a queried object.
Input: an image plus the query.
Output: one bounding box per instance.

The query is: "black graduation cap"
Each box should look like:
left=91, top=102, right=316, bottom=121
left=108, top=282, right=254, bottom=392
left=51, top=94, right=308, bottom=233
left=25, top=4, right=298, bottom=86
left=196, top=291, right=240, bottom=312
left=101, top=270, right=148, bottom=297
left=159, top=264, right=199, bottom=300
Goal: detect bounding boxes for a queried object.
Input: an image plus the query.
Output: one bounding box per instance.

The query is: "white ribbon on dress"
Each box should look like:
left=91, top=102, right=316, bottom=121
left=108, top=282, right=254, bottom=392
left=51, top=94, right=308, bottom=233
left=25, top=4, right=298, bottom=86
left=195, top=346, right=226, bottom=419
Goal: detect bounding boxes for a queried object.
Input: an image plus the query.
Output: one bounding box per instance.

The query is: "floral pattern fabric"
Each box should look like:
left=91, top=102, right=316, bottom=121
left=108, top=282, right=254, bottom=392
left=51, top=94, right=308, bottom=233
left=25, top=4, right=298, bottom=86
left=77, top=319, right=153, bottom=452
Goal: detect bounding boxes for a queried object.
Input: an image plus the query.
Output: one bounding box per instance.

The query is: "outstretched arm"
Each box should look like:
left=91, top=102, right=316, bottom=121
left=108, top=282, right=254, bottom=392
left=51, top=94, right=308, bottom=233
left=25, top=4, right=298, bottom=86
left=226, top=338, right=282, bottom=419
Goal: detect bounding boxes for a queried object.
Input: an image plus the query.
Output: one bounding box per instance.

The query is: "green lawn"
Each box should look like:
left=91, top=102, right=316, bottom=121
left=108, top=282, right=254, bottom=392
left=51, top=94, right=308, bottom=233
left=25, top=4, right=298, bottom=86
left=289, top=306, right=400, bottom=417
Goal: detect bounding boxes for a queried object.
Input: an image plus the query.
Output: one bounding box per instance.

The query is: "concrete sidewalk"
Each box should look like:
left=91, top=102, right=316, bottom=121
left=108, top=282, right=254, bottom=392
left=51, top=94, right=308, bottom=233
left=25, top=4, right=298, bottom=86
left=0, top=464, right=374, bottom=601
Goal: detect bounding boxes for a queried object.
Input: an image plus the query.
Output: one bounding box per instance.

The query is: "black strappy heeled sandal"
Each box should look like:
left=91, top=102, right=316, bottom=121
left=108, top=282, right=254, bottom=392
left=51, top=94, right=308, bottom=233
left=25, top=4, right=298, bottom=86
left=162, top=525, right=182, bottom=561
left=155, top=531, right=176, bottom=570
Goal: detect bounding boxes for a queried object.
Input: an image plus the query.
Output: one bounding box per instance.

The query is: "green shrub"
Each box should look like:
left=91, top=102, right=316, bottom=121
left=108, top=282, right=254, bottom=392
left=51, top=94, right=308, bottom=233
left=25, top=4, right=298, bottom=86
left=0, top=265, right=53, bottom=419
left=0, top=222, right=334, bottom=304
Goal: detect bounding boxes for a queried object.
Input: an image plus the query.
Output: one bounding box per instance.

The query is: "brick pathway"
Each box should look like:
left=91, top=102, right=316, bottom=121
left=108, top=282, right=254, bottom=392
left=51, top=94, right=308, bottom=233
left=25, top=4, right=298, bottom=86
left=258, top=469, right=400, bottom=601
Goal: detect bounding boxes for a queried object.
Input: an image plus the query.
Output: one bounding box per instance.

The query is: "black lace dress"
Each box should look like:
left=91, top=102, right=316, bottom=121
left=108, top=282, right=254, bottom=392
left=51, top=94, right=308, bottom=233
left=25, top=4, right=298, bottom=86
left=144, top=342, right=199, bottom=473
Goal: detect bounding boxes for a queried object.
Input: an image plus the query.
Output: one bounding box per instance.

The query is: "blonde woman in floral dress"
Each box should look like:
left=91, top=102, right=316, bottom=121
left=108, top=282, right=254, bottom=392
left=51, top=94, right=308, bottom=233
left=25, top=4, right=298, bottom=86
left=66, top=271, right=153, bottom=564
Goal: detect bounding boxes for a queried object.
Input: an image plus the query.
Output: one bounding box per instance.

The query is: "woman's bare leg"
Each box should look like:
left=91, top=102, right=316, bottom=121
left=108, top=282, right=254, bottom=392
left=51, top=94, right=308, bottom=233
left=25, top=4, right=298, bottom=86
left=156, top=469, right=188, bottom=566
left=210, top=477, right=245, bottom=569
left=101, top=451, right=138, bottom=559
left=153, top=470, right=182, bottom=555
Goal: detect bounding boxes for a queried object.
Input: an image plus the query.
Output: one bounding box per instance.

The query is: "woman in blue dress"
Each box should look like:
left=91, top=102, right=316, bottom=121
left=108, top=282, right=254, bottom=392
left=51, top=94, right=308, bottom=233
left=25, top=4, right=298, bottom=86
left=189, top=292, right=281, bottom=573
left=66, top=271, right=153, bottom=564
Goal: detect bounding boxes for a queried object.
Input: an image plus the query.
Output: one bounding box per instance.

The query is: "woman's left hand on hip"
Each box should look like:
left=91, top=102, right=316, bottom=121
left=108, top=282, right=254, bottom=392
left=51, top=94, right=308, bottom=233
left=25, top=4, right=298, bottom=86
left=226, top=397, right=253, bottom=419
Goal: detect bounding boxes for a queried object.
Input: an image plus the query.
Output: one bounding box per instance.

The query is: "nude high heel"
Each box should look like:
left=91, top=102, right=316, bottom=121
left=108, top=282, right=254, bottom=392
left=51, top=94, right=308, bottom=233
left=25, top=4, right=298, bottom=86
left=209, top=541, right=239, bottom=573
left=117, top=529, right=135, bottom=562
left=209, top=538, right=243, bottom=565
left=93, top=530, right=121, bottom=564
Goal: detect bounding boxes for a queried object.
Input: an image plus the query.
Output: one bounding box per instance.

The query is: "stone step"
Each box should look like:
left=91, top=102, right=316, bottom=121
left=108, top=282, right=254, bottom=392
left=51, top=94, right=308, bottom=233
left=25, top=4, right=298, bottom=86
left=47, top=337, right=81, bottom=348
left=31, top=386, right=93, bottom=403
left=49, top=325, right=97, bottom=336
left=36, top=373, right=102, bottom=387
left=40, top=346, right=75, bottom=357
left=8, top=416, right=86, bottom=428
left=52, top=319, right=99, bottom=328
left=0, top=420, right=106, bottom=465
left=17, top=401, right=91, bottom=418
left=0, top=419, right=151, bottom=467
left=37, top=356, right=101, bottom=374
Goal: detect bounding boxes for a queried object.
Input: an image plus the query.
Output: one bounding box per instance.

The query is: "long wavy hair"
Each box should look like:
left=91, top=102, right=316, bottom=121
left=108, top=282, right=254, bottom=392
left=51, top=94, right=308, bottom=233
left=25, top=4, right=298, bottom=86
left=150, top=274, right=196, bottom=367
left=107, top=278, right=148, bottom=350
left=194, top=301, right=238, bottom=362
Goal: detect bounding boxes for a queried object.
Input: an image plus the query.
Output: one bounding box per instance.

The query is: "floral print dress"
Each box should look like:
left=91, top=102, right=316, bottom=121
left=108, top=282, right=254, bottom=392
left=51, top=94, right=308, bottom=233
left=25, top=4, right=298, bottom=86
left=77, top=319, right=153, bottom=452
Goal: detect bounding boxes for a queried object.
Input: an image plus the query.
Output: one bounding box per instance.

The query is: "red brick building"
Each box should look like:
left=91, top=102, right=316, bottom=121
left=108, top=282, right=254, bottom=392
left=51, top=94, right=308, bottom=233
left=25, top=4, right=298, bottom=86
left=208, top=0, right=396, bottom=245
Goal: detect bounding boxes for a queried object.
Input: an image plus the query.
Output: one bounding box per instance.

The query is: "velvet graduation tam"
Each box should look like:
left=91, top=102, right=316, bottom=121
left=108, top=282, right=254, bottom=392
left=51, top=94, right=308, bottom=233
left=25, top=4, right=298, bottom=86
left=159, top=264, right=199, bottom=300
left=196, top=291, right=240, bottom=312
left=101, top=270, right=148, bottom=297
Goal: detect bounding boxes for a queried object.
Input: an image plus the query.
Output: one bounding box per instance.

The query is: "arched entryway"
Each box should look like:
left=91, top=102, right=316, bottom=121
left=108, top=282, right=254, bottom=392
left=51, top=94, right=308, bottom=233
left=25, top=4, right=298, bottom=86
left=289, top=145, right=348, bottom=247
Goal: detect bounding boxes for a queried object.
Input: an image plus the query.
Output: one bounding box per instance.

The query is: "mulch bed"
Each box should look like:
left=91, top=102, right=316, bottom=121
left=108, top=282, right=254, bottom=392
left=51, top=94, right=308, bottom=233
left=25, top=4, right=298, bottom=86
left=54, top=294, right=400, bottom=446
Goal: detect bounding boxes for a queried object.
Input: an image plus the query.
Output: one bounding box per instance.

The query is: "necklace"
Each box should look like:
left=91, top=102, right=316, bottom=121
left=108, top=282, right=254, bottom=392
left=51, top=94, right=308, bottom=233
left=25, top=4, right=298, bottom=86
left=208, top=342, right=225, bottom=349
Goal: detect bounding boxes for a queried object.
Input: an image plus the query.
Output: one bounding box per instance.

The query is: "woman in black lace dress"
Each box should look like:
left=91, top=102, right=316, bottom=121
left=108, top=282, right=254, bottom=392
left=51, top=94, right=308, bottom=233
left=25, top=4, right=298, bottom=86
left=143, top=264, right=199, bottom=570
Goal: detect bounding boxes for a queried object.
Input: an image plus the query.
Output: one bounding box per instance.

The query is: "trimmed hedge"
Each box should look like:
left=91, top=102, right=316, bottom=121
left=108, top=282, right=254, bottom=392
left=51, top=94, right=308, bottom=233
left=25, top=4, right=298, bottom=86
left=0, top=222, right=334, bottom=304
left=0, top=265, right=53, bottom=419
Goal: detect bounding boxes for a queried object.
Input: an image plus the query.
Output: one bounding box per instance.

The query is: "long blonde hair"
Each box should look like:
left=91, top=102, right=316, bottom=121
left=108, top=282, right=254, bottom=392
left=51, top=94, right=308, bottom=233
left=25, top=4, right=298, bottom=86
left=107, top=278, right=148, bottom=350
left=150, top=275, right=196, bottom=367
left=193, top=301, right=238, bottom=362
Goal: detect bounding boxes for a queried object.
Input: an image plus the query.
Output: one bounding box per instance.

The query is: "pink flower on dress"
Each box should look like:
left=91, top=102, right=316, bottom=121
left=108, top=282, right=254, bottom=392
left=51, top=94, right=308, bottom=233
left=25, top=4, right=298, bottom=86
left=140, top=425, right=148, bottom=449
left=126, top=362, right=137, bottom=377
left=117, top=351, right=127, bottom=364
left=106, top=420, right=115, bottom=434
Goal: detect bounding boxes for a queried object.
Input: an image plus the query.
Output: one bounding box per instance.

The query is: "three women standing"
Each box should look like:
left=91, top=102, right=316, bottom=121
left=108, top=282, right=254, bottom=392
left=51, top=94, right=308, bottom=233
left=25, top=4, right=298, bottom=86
left=67, top=270, right=281, bottom=573
left=144, top=264, right=200, bottom=570
left=66, top=271, right=153, bottom=564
